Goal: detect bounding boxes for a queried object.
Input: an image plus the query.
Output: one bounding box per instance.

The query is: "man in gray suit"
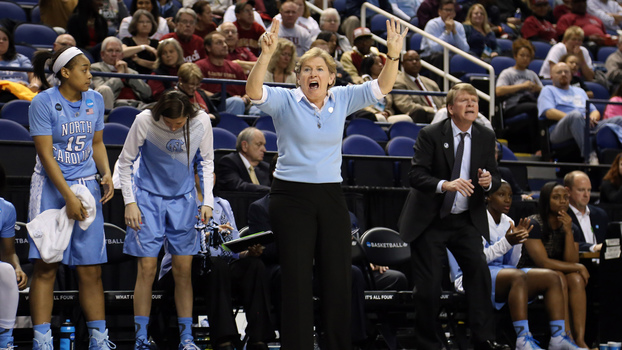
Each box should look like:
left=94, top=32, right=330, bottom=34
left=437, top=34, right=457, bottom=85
left=91, top=36, right=152, bottom=109
left=392, top=50, right=445, bottom=123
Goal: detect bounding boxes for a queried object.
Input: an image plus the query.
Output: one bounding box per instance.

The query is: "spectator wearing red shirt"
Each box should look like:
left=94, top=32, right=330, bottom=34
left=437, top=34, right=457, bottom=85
left=196, top=31, right=247, bottom=115
left=557, top=0, right=608, bottom=44
left=220, top=21, right=257, bottom=75
left=554, top=0, right=572, bottom=21
left=161, top=8, right=207, bottom=63
left=192, top=1, right=217, bottom=39
left=234, top=1, right=265, bottom=56
left=522, top=0, right=558, bottom=43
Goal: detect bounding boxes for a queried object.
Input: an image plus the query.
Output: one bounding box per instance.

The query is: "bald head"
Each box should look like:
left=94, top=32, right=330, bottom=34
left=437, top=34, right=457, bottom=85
left=53, top=34, right=76, bottom=52
left=551, top=62, right=571, bottom=89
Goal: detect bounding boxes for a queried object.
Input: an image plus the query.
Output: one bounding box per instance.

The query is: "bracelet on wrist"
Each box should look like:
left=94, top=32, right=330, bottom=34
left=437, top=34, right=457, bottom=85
left=386, top=54, right=399, bottom=61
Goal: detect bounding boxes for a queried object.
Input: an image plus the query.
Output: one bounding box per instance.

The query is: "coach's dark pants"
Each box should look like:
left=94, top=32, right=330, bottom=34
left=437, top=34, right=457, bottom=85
left=410, top=212, right=495, bottom=350
left=269, top=179, right=352, bottom=350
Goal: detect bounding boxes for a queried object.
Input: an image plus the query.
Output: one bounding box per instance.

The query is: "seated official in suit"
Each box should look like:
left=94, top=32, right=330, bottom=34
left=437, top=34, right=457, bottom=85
left=564, top=171, right=609, bottom=252
left=391, top=50, right=445, bottom=123
left=91, top=36, right=152, bottom=109
left=216, top=127, right=271, bottom=192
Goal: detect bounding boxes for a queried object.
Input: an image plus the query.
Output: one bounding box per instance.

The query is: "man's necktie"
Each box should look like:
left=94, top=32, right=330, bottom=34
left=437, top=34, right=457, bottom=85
left=439, top=132, right=467, bottom=218
left=249, top=166, right=260, bottom=185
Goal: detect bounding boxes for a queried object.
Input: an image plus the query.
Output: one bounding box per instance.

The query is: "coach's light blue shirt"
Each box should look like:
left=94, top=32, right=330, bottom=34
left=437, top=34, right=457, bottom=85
left=252, top=80, right=383, bottom=183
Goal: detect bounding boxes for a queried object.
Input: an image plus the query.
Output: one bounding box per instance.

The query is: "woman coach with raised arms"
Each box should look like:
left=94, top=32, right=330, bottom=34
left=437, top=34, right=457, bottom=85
left=246, top=17, right=407, bottom=350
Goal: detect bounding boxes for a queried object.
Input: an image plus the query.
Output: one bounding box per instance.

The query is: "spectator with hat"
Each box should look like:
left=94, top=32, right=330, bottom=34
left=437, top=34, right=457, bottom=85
left=234, top=0, right=266, bottom=56
left=340, top=27, right=387, bottom=84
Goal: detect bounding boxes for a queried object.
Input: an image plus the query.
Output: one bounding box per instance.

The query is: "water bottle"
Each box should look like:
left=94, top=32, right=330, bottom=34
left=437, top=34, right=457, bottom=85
left=60, top=319, right=75, bottom=350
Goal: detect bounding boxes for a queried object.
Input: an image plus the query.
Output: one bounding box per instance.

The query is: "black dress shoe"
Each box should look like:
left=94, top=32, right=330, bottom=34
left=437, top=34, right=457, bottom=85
left=475, top=340, right=511, bottom=350
left=246, top=341, right=269, bottom=350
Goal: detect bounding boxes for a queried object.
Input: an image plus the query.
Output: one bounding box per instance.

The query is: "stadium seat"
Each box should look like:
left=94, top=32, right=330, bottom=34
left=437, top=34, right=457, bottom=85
left=1, top=100, right=30, bottom=128
left=531, top=41, right=551, bottom=60
left=528, top=59, right=544, bottom=73
left=0, top=1, right=27, bottom=22
left=346, top=118, right=388, bottom=142
left=253, top=115, right=276, bottom=133
left=370, top=14, right=390, bottom=35
left=15, top=44, right=37, bottom=60
left=212, top=127, right=237, bottom=150
left=496, top=38, right=512, bottom=53
left=107, top=106, right=141, bottom=128
left=102, top=122, right=130, bottom=145
left=409, top=33, right=423, bottom=52
left=342, top=134, right=393, bottom=186
left=388, top=121, right=423, bottom=140
left=386, top=136, right=416, bottom=157
left=333, top=0, right=346, bottom=13
left=386, top=136, right=416, bottom=186
left=596, top=124, right=622, bottom=163
left=217, top=113, right=249, bottom=135
left=449, top=55, right=487, bottom=82
left=262, top=130, right=277, bottom=152
left=0, top=119, right=30, bottom=141
left=13, top=0, right=38, bottom=7
left=30, top=5, right=40, bottom=23
left=499, top=143, right=518, bottom=161
left=490, top=56, right=515, bottom=76
left=597, top=46, right=617, bottom=63
left=14, top=23, right=57, bottom=49
left=585, top=81, right=610, bottom=116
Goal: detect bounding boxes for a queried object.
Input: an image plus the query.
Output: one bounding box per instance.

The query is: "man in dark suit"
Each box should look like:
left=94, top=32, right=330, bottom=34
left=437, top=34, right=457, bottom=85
left=399, top=83, right=507, bottom=350
left=564, top=170, right=609, bottom=252
left=391, top=50, right=445, bottom=123
left=216, top=127, right=271, bottom=192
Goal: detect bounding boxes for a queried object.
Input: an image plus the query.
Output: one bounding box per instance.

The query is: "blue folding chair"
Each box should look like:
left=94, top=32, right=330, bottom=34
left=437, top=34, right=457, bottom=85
left=585, top=81, right=610, bottom=116
left=30, top=5, right=40, bottom=23
left=496, top=38, right=512, bottom=53
left=388, top=121, right=422, bottom=140
left=212, top=127, right=237, bottom=149
left=0, top=1, right=27, bottom=22
left=449, top=55, right=487, bottom=82
left=1, top=100, right=31, bottom=128
left=597, top=46, right=617, bottom=63
left=342, top=135, right=392, bottom=186
left=386, top=136, right=415, bottom=157
left=490, top=56, right=515, bottom=76
left=14, top=23, right=57, bottom=49
left=528, top=59, right=544, bottom=74
left=254, top=116, right=276, bottom=133
left=409, top=33, right=423, bottom=52
left=0, top=119, right=30, bottom=141
left=346, top=118, right=388, bottom=142
left=333, top=0, right=346, bottom=13
left=217, top=113, right=249, bottom=136
left=263, top=130, right=277, bottom=152
left=531, top=41, right=552, bottom=60
left=15, top=44, right=37, bottom=61
left=102, top=123, right=130, bottom=145
left=370, top=14, right=390, bottom=34
left=107, top=106, right=141, bottom=128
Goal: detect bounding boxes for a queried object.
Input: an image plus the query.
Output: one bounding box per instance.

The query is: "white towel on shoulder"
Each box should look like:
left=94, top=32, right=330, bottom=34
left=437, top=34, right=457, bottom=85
left=27, top=184, right=97, bottom=263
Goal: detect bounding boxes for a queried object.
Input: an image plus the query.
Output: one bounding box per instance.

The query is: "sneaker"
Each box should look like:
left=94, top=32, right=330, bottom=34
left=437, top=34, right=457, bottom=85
left=178, top=339, right=200, bottom=350
left=89, top=329, right=116, bottom=350
left=32, top=330, right=53, bottom=350
left=548, top=333, right=588, bottom=350
left=516, top=333, right=543, bottom=350
left=135, top=337, right=157, bottom=350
